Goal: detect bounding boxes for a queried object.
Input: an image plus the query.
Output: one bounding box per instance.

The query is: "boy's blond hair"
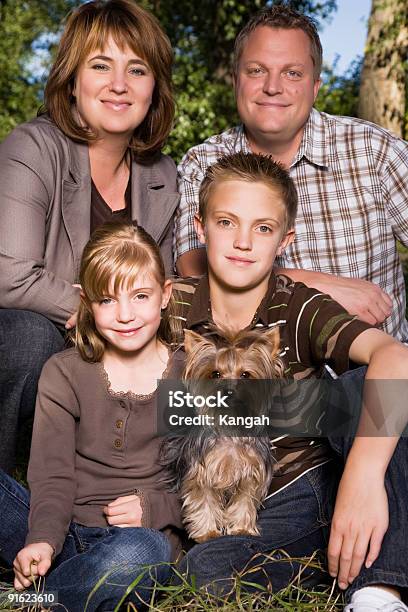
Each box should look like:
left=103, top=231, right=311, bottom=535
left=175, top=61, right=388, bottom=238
left=198, top=152, right=298, bottom=233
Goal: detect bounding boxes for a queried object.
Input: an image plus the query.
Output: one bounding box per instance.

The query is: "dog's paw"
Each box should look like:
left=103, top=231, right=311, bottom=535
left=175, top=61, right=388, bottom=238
left=226, top=526, right=260, bottom=537
left=194, top=530, right=221, bottom=543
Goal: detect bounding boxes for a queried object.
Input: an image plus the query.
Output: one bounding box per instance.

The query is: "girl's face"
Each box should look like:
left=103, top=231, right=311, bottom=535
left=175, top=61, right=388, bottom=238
left=90, top=274, right=172, bottom=356
left=73, top=35, right=155, bottom=141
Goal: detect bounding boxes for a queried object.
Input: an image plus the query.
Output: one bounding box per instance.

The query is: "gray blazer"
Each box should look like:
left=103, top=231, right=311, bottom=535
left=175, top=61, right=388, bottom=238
left=0, top=116, right=179, bottom=325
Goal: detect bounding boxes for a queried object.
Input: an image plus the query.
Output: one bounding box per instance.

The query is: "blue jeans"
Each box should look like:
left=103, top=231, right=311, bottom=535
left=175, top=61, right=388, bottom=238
left=178, top=461, right=337, bottom=595
left=179, top=366, right=408, bottom=601
left=0, top=472, right=172, bottom=611
left=0, top=310, right=65, bottom=473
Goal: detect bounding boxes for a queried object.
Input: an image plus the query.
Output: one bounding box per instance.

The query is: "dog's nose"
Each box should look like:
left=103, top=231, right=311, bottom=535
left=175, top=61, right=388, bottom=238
left=224, top=379, right=238, bottom=393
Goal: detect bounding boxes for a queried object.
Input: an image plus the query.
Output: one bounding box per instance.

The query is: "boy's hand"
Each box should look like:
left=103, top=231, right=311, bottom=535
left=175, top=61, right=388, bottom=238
left=328, top=464, right=388, bottom=589
left=13, top=543, right=53, bottom=590
left=104, top=494, right=143, bottom=527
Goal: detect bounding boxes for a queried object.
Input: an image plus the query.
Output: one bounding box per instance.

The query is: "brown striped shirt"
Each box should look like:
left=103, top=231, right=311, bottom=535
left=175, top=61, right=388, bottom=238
left=172, top=272, right=371, bottom=496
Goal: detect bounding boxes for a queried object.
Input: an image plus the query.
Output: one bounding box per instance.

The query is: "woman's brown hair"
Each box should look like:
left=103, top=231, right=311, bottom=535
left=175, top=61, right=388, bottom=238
left=74, top=221, right=181, bottom=362
left=41, top=0, right=174, bottom=161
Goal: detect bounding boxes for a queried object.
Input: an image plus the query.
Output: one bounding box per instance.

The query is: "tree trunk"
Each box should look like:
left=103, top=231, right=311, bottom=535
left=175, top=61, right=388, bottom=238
left=358, top=0, right=407, bottom=138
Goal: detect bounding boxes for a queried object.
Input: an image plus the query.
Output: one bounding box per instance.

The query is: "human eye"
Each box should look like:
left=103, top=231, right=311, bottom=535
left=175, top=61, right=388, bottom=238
left=135, top=293, right=149, bottom=300
left=91, top=63, right=109, bottom=72
left=99, top=296, right=114, bottom=305
left=217, top=219, right=233, bottom=228
left=247, top=65, right=264, bottom=76
left=129, top=66, right=147, bottom=76
left=285, top=70, right=302, bottom=80
left=256, top=224, right=273, bottom=234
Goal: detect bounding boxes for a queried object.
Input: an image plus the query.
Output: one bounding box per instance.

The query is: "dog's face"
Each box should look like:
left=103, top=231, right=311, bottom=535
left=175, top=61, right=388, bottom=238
left=183, top=327, right=284, bottom=380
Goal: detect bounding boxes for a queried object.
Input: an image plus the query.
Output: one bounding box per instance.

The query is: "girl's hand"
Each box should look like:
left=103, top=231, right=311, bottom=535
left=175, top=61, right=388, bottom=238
left=328, top=465, right=389, bottom=590
left=104, top=494, right=143, bottom=527
left=13, top=543, right=53, bottom=590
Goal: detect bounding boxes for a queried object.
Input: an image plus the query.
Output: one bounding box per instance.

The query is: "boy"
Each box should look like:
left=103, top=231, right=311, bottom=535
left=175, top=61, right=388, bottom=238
left=172, top=152, right=408, bottom=611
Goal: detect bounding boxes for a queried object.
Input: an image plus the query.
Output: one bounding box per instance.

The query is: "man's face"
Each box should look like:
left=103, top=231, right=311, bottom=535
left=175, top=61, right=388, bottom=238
left=195, top=179, right=294, bottom=293
left=234, top=27, right=320, bottom=150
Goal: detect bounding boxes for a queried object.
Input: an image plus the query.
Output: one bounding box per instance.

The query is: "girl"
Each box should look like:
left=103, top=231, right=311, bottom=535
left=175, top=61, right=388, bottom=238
left=0, top=222, right=184, bottom=611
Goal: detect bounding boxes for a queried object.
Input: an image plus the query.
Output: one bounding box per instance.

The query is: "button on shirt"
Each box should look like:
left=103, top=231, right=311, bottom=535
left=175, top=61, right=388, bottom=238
left=174, top=109, right=408, bottom=340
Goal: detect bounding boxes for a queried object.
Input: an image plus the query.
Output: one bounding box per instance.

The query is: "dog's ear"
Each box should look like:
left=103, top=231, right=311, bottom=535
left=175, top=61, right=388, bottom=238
left=184, top=329, right=214, bottom=354
left=262, top=327, right=281, bottom=355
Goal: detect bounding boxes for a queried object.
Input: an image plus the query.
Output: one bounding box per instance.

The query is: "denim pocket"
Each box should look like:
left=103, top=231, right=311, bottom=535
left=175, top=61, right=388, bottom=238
left=304, top=463, right=338, bottom=527
left=256, top=464, right=337, bottom=548
left=71, top=523, right=110, bottom=553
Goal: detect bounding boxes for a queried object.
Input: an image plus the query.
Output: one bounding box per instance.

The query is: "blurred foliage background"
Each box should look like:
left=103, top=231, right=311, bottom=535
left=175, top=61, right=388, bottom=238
left=0, top=0, right=405, bottom=158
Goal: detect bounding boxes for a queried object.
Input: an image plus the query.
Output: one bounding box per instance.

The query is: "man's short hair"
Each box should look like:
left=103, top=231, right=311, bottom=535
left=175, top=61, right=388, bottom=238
left=198, top=152, right=298, bottom=232
left=233, top=5, right=322, bottom=80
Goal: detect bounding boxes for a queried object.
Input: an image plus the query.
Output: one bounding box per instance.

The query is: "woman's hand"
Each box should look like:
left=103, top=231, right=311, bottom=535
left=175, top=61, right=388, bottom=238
left=328, top=463, right=389, bottom=589
left=13, top=543, right=54, bottom=590
left=65, top=284, right=81, bottom=329
left=65, top=311, right=78, bottom=330
left=104, top=494, right=143, bottom=527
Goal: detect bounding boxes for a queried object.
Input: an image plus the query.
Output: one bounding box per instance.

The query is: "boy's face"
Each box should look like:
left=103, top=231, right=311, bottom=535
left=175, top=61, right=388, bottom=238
left=195, top=179, right=295, bottom=292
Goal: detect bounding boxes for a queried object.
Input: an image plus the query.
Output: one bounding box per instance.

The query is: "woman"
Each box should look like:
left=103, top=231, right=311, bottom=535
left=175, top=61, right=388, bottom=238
left=0, top=0, right=178, bottom=472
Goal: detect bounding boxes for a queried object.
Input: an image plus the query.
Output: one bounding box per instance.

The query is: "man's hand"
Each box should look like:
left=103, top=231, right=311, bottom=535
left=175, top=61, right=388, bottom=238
left=276, top=268, right=392, bottom=326
left=328, top=462, right=388, bottom=589
left=13, top=543, right=53, bottom=590
left=314, top=276, right=392, bottom=326
left=104, top=494, right=143, bottom=528
left=176, top=249, right=207, bottom=278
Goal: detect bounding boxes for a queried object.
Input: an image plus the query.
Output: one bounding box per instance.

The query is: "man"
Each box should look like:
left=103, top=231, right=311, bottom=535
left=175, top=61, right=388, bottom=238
left=173, top=5, right=408, bottom=341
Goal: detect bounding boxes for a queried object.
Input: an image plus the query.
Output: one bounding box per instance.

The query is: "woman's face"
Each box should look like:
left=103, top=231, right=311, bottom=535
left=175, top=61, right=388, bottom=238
left=73, top=36, right=155, bottom=141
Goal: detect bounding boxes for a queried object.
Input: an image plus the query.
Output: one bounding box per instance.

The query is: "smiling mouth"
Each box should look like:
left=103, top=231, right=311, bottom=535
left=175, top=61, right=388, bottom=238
left=101, top=100, right=131, bottom=111
left=256, top=102, right=290, bottom=107
left=115, top=327, right=143, bottom=336
left=226, top=256, right=255, bottom=266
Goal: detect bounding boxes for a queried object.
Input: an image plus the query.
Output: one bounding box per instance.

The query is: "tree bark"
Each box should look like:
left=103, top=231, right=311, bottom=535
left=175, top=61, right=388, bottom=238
left=358, top=0, right=407, bottom=138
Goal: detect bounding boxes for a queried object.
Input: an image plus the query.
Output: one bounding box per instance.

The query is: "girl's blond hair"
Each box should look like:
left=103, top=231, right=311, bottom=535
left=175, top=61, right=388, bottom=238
left=74, top=222, right=181, bottom=362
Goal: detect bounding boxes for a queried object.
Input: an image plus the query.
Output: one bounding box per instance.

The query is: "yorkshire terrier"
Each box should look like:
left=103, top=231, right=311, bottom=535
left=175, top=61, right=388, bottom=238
left=161, top=326, right=284, bottom=543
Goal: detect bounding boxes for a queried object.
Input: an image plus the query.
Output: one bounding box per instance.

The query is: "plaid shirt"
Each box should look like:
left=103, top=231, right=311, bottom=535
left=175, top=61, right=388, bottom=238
left=174, top=109, right=408, bottom=340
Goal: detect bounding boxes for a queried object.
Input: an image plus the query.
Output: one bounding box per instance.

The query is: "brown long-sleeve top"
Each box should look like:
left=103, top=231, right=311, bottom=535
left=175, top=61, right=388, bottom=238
left=26, top=347, right=185, bottom=559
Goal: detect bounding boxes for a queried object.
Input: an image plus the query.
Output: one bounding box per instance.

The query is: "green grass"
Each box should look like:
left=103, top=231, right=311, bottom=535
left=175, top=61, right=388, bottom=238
left=1, top=552, right=345, bottom=611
